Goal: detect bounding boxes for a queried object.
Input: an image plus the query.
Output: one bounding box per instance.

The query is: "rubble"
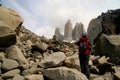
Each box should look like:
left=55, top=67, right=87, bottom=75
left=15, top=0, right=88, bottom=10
left=0, top=6, right=119, bottom=80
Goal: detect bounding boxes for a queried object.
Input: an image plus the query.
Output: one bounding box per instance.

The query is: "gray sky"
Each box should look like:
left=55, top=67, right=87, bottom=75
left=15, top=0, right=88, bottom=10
left=2, top=0, right=120, bottom=38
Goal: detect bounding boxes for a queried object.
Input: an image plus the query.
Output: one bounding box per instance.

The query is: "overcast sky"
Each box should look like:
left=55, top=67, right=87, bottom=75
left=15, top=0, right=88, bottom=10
left=2, top=0, right=120, bottom=38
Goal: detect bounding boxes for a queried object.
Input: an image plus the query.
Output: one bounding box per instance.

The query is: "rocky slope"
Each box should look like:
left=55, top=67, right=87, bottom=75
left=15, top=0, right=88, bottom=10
left=0, top=6, right=120, bottom=80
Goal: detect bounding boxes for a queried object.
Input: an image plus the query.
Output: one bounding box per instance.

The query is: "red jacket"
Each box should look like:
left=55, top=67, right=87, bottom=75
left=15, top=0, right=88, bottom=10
left=79, top=37, right=90, bottom=55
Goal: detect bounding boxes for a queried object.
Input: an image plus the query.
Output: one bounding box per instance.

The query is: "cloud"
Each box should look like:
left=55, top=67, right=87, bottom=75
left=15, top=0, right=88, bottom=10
left=2, top=0, right=120, bottom=38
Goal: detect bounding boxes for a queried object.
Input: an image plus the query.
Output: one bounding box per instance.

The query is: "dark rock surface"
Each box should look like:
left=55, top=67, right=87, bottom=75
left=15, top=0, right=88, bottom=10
left=88, top=9, right=120, bottom=45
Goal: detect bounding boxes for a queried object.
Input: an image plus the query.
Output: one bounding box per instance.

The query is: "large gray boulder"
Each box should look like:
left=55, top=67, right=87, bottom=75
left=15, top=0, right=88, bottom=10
left=39, top=52, right=66, bottom=68
left=0, top=6, right=23, bottom=47
left=5, top=45, right=28, bottom=65
left=64, top=19, right=73, bottom=41
left=95, top=34, right=120, bottom=64
left=0, top=22, right=16, bottom=47
left=32, top=42, right=48, bottom=52
left=2, top=58, right=19, bottom=71
left=0, top=6, right=23, bottom=30
left=43, top=67, right=88, bottom=80
left=64, top=54, right=80, bottom=70
left=1, top=69, right=20, bottom=79
left=12, top=74, right=24, bottom=80
left=87, top=9, right=120, bottom=45
left=25, top=74, right=44, bottom=80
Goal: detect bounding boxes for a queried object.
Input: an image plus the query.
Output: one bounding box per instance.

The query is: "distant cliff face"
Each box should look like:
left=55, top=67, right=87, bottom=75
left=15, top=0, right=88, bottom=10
left=87, top=9, right=120, bottom=45
left=72, top=23, right=85, bottom=40
left=64, top=19, right=73, bottom=41
left=54, top=20, right=86, bottom=42
left=54, top=27, right=63, bottom=41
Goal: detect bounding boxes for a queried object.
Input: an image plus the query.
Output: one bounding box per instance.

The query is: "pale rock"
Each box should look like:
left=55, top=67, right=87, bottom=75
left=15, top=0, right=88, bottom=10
left=1, top=69, right=20, bottom=79
left=32, top=42, right=48, bottom=52
left=0, top=52, right=6, bottom=58
left=5, top=45, right=28, bottom=65
left=43, top=67, right=88, bottom=80
left=39, top=52, right=66, bottom=68
left=25, top=74, right=44, bottom=80
left=0, top=6, right=23, bottom=30
left=2, top=58, right=19, bottom=71
left=12, top=74, right=24, bottom=80
left=64, top=54, right=80, bottom=70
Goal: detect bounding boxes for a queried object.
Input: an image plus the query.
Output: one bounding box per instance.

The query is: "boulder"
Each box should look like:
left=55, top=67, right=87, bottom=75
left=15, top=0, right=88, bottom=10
left=32, top=42, right=48, bottom=52
left=90, top=66, right=99, bottom=74
left=0, top=6, right=24, bottom=47
left=95, top=34, right=120, bottom=64
left=98, top=56, right=109, bottom=64
left=2, top=58, right=19, bottom=71
left=5, top=45, right=28, bottom=65
left=113, top=72, right=120, bottom=80
left=43, top=67, right=88, bottom=80
left=89, top=55, right=100, bottom=64
left=25, top=74, right=44, bottom=80
left=89, top=60, right=93, bottom=66
left=1, top=69, right=20, bottom=79
left=0, top=25, right=16, bottom=47
left=87, top=9, right=120, bottom=45
left=0, top=52, right=6, bottom=58
left=0, top=6, right=23, bottom=31
left=22, top=67, right=43, bottom=75
left=64, top=54, right=80, bottom=70
left=39, top=52, right=66, bottom=68
left=97, top=62, right=113, bottom=74
left=12, top=74, right=24, bottom=80
left=112, top=66, right=120, bottom=80
left=93, top=72, right=113, bottom=80
left=25, top=39, right=33, bottom=46
left=41, top=36, right=49, bottom=43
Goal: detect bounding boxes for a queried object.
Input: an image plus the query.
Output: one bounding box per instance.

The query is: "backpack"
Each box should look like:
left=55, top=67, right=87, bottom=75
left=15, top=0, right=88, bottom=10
left=79, top=41, right=87, bottom=53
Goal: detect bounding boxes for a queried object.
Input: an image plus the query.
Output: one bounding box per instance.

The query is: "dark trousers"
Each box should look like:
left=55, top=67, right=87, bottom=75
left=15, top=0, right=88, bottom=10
left=79, top=54, right=90, bottom=79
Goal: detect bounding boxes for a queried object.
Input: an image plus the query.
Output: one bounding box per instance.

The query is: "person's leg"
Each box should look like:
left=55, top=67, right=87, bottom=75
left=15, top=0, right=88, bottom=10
left=84, top=55, right=90, bottom=79
left=79, top=54, right=90, bottom=79
left=79, top=55, right=84, bottom=73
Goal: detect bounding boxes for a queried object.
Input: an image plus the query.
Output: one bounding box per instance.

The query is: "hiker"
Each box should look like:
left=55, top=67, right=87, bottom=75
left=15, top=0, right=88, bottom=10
left=76, top=33, right=91, bottom=79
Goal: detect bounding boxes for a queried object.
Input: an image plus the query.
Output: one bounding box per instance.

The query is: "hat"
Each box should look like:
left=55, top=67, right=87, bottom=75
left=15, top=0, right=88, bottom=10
left=81, top=33, right=87, bottom=37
